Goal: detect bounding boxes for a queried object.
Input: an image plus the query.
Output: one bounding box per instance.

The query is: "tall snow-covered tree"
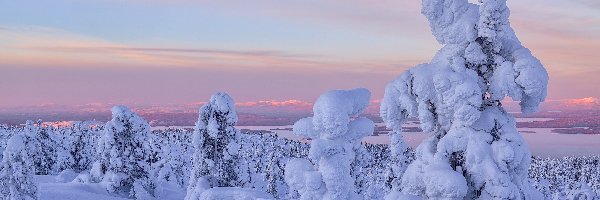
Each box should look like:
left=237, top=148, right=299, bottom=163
left=52, top=126, right=74, bottom=173
left=0, top=134, right=38, bottom=200
left=286, top=88, right=374, bottom=200
left=381, top=0, right=548, bottom=199
left=24, top=120, right=57, bottom=175
left=264, top=134, right=286, bottom=199
left=91, top=106, right=158, bottom=199
left=186, top=92, right=248, bottom=200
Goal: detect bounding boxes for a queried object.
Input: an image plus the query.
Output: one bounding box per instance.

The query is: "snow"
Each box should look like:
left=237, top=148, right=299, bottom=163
left=199, top=187, right=274, bottom=200
left=187, top=92, right=249, bottom=200
left=32, top=174, right=186, bottom=200
left=284, top=158, right=324, bottom=199
left=0, top=0, right=592, bottom=198
left=39, top=182, right=129, bottom=200
left=0, top=117, right=598, bottom=199
left=92, top=105, right=158, bottom=198
left=5, top=134, right=24, bottom=152
left=381, top=0, right=549, bottom=198
left=55, top=169, right=79, bottom=183
left=288, top=88, right=374, bottom=200
left=292, top=117, right=318, bottom=139
left=1, top=134, right=38, bottom=200
left=311, top=88, right=371, bottom=139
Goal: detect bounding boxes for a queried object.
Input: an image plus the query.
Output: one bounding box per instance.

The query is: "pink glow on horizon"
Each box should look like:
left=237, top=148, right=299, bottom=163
left=1, top=1, right=599, bottom=106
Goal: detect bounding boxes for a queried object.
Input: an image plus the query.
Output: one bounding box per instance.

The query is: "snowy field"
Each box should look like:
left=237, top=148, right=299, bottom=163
left=35, top=174, right=185, bottom=200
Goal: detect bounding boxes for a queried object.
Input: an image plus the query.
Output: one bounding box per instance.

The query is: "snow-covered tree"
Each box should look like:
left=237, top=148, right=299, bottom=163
left=52, top=126, right=74, bottom=173
left=380, top=82, right=412, bottom=193
left=0, top=134, right=38, bottom=200
left=381, top=0, right=548, bottom=199
left=91, top=106, right=158, bottom=198
left=239, top=134, right=266, bottom=190
left=153, top=135, right=188, bottom=188
left=186, top=92, right=248, bottom=200
left=264, top=134, right=286, bottom=199
left=24, top=120, right=58, bottom=175
left=286, top=88, right=375, bottom=200
left=68, top=122, right=99, bottom=172
left=0, top=125, right=14, bottom=161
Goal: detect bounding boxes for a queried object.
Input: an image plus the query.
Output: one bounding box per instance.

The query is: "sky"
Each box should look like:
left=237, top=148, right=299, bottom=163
left=1, top=0, right=599, bottom=108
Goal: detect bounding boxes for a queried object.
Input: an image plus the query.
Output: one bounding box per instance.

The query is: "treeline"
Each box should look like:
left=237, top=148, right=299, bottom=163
left=0, top=122, right=597, bottom=199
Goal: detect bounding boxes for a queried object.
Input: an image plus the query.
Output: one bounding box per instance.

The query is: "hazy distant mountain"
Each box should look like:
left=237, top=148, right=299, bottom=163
left=1, top=97, right=598, bottom=126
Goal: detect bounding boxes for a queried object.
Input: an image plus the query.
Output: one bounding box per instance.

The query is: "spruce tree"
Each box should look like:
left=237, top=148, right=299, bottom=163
left=186, top=92, right=247, bottom=200
left=91, top=106, right=158, bottom=198
left=0, top=135, right=38, bottom=200
left=381, top=0, right=548, bottom=198
left=24, top=120, right=57, bottom=175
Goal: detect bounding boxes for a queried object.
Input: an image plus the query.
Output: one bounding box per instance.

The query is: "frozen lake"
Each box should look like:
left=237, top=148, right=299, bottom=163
left=153, top=118, right=600, bottom=158
left=237, top=125, right=600, bottom=158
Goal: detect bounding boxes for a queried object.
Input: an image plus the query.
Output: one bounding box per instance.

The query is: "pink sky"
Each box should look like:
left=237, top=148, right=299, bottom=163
left=1, top=0, right=599, bottom=107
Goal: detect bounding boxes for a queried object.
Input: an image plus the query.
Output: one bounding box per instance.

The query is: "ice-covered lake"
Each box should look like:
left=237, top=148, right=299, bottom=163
left=153, top=118, right=600, bottom=158
left=239, top=120, right=600, bottom=158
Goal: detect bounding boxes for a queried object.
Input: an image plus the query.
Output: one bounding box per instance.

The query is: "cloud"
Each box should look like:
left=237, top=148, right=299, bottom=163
left=0, top=25, right=416, bottom=74
left=29, top=46, right=314, bottom=64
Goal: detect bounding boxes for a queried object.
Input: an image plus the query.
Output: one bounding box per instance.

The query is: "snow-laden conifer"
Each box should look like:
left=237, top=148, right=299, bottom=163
left=286, top=88, right=374, bottom=200
left=91, top=106, right=158, bottom=198
left=186, top=92, right=248, bottom=200
left=381, top=0, right=548, bottom=199
left=68, top=122, right=98, bottom=172
left=154, top=135, right=188, bottom=188
left=0, top=134, right=38, bottom=200
left=24, top=120, right=57, bottom=175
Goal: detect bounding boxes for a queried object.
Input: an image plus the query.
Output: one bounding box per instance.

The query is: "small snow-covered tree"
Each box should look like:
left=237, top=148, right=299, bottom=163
left=381, top=0, right=548, bottom=199
left=380, top=81, right=412, bottom=192
left=0, top=125, right=14, bottom=161
left=264, top=134, right=286, bottom=198
left=0, top=134, right=38, bottom=200
left=186, top=92, right=248, bottom=200
left=68, top=122, right=98, bottom=172
left=91, top=106, right=158, bottom=198
left=286, top=88, right=374, bottom=200
left=154, top=135, right=187, bottom=188
left=559, top=182, right=598, bottom=200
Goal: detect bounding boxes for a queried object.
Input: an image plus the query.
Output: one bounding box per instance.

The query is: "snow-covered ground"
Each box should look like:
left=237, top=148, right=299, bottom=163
left=35, top=175, right=186, bottom=200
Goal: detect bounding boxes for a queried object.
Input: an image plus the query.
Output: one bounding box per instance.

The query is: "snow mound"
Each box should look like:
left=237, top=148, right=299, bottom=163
left=199, top=187, right=274, bottom=200
left=39, top=182, right=129, bottom=200
left=55, top=169, right=79, bottom=183
left=72, top=173, right=93, bottom=184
